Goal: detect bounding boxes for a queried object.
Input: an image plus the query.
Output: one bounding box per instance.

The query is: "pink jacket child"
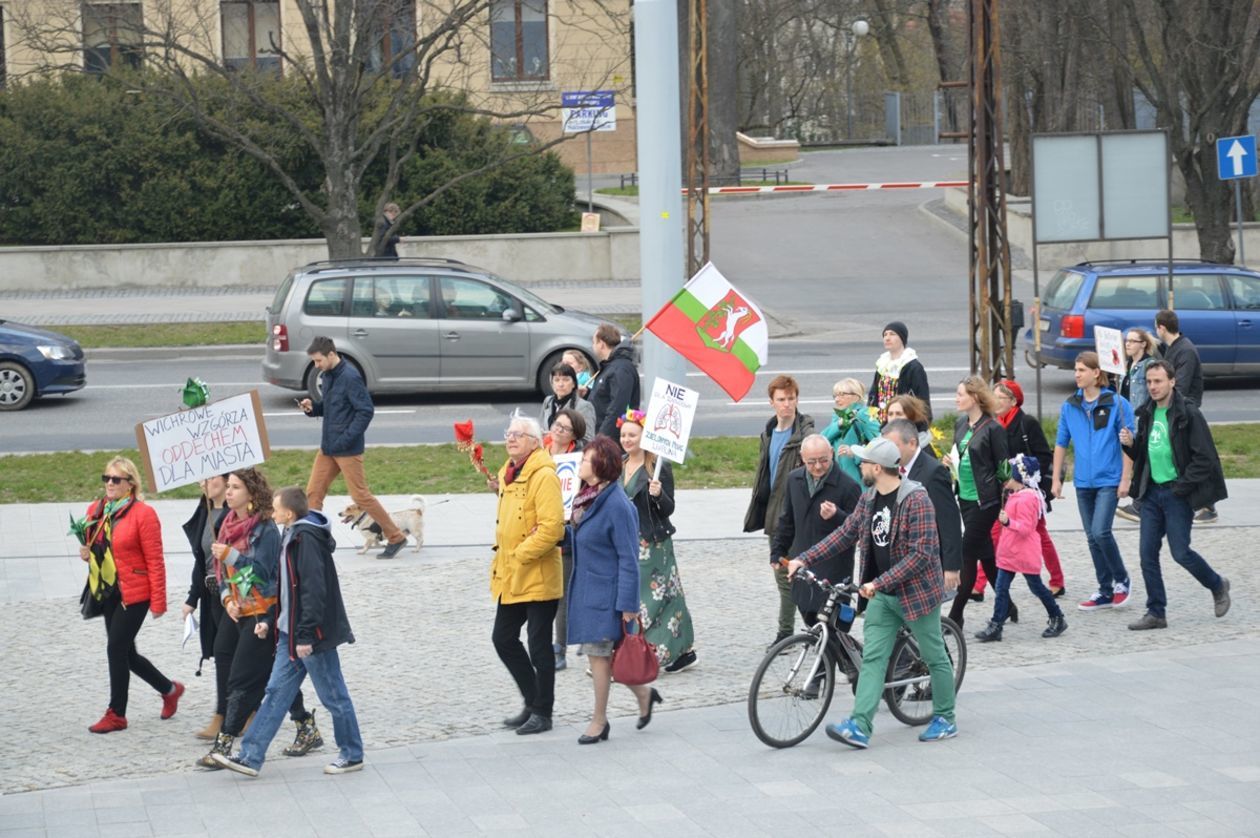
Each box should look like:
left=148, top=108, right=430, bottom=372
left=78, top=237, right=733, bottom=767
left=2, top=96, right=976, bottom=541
left=975, top=455, right=1067, bottom=643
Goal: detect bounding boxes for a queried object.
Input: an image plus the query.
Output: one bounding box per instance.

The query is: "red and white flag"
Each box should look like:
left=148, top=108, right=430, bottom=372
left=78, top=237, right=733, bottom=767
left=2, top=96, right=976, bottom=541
left=644, top=263, right=769, bottom=401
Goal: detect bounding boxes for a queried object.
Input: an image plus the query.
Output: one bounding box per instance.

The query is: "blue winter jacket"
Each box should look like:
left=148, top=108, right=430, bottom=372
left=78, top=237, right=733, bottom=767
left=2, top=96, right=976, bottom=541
left=1055, top=388, right=1134, bottom=488
left=309, top=360, right=374, bottom=456
left=566, top=482, right=641, bottom=646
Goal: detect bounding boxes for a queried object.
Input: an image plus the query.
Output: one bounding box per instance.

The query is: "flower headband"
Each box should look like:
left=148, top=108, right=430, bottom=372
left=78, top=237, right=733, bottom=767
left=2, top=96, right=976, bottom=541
left=615, top=408, right=646, bottom=428
left=1009, top=454, right=1041, bottom=489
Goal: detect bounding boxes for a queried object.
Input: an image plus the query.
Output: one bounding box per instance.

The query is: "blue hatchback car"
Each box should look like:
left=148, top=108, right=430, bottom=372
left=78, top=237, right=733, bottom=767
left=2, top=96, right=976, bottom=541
left=1024, top=260, right=1260, bottom=376
left=0, top=320, right=87, bottom=411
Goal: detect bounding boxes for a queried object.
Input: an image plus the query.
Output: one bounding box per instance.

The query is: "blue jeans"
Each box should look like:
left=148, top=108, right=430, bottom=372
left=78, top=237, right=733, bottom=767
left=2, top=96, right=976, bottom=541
left=1075, top=486, right=1128, bottom=595
left=993, top=569, right=1062, bottom=625
left=1139, top=484, right=1222, bottom=618
left=236, top=633, right=363, bottom=770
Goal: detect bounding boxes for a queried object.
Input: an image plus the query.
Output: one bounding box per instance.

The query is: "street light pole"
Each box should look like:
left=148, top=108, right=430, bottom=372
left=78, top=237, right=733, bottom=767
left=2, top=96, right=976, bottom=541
left=846, top=19, right=869, bottom=140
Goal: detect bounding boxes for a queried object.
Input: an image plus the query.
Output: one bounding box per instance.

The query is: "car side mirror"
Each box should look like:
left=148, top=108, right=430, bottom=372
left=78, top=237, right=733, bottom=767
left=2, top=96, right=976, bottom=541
left=502, top=309, right=521, bottom=323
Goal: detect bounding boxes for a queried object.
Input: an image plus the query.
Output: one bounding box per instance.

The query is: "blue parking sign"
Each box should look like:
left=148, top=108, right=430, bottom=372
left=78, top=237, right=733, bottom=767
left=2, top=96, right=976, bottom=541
left=1216, top=135, right=1257, bottom=180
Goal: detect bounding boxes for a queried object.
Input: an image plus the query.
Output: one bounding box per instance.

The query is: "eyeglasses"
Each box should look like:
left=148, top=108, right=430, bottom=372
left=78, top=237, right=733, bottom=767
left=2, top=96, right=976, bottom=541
left=101, top=475, right=130, bottom=485
left=551, top=423, right=574, bottom=435
left=504, top=431, right=535, bottom=441
left=803, top=457, right=832, bottom=467
left=833, top=391, right=859, bottom=399
left=1124, top=338, right=1143, bottom=344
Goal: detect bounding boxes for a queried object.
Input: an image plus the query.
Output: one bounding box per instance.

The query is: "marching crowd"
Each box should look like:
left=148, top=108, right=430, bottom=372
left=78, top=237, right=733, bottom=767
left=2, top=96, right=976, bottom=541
left=74, top=312, right=1233, bottom=769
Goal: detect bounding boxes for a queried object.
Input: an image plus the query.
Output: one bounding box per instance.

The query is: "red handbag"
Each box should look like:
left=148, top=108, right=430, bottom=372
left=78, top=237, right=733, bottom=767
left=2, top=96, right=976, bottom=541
left=611, top=619, right=659, bottom=685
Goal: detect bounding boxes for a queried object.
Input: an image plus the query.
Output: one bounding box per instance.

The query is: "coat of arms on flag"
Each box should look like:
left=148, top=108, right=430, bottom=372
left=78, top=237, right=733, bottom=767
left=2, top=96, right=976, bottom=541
left=643, top=263, right=768, bottom=401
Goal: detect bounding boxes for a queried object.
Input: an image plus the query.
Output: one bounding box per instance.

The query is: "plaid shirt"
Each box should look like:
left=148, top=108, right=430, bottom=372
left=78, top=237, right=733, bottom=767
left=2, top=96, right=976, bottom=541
left=797, top=480, right=944, bottom=622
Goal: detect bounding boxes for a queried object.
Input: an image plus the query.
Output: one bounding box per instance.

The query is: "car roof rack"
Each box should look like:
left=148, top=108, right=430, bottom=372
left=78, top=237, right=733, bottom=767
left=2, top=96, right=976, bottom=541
left=300, top=257, right=480, bottom=274
left=1072, top=258, right=1226, bottom=268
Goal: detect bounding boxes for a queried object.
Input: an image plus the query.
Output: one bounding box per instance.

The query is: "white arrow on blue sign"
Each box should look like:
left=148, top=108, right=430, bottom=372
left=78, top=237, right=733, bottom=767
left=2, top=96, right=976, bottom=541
left=1216, top=134, right=1257, bottom=180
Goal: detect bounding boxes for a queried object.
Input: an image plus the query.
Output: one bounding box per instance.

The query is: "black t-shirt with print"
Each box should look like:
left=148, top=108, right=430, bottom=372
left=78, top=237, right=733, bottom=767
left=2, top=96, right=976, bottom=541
left=870, top=487, right=897, bottom=575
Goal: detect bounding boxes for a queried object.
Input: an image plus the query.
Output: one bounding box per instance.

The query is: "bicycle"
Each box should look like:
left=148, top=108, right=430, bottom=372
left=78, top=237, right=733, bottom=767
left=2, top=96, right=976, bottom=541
left=747, top=569, right=967, bottom=749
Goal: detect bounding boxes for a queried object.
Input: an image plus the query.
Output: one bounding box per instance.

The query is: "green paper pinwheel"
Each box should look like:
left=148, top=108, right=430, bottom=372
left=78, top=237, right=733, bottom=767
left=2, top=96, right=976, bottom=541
left=226, top=565, right=263, bottom=598
left=182, top=377, right=211, bottom=408
left=68, top=512, right=89, bottom=545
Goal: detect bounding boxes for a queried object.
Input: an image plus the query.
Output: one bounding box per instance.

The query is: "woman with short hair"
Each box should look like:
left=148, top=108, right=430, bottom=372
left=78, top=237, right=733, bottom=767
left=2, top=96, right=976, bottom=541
left=539, top=362, right=596, bottom=444
left=81, top=456, right=184, bottom=733
left=567, top=436, right=661, bottom=744
left=822, top=378, right=881, bottom=483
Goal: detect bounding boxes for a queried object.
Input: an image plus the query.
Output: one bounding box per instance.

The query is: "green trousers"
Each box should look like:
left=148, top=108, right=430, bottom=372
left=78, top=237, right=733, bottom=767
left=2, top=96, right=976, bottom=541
left=851, top=592, right=956, bottom=736
left=772, top=562, right=795, bottom=636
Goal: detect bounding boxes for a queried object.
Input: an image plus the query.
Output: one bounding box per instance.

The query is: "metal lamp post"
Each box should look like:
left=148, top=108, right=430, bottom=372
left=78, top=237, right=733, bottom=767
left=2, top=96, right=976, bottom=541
left=845, top=19, right=870, bottom=140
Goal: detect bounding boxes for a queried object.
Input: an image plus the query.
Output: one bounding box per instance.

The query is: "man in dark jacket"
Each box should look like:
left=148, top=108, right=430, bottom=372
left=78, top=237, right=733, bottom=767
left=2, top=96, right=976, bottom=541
left=299, top=336, right=406, bottom=558
left=771, top=434, right=862, bottom=624
left=882, top=419, right=962, bottom=592
left=589, top=323, right=640, bottom=440
left=1119, top=361, right=1230, bottom=630
left=744, top=374, right=815, bottom=645
left=217, top=486, right=364, bottom=777
left=374, top=202, right=401, bottom=259
left=1155, top=309, right=1215, bottom=523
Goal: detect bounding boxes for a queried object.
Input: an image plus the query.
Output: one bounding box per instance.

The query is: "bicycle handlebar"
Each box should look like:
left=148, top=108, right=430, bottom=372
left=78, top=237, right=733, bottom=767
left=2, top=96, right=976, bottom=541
left=795, top=568, right=859, bottom=595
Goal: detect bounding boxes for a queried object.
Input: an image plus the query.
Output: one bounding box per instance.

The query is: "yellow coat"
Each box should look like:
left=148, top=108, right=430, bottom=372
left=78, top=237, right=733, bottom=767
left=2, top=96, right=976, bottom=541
left=491, top=448, right=565, bottom=604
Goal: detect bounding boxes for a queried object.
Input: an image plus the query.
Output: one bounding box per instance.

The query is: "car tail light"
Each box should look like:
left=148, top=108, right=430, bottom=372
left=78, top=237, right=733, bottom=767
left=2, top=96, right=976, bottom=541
left=1060, top=315, right=1084, bottom=339
left=272, top=324, right=289, bottom=352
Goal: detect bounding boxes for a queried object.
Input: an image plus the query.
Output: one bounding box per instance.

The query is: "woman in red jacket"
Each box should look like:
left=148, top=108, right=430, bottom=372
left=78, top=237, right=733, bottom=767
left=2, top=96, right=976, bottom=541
left=80, top=456, right=183, bottom=733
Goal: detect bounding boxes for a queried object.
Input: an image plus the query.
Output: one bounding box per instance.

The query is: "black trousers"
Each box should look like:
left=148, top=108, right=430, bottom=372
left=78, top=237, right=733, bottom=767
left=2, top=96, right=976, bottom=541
left=102, top=596, right=172, bottom=717
left=492, top=598, right=559, bottom=718
left=215, top=612, right=307, bottom=734
left=948, top=500, right=1010, bottom=628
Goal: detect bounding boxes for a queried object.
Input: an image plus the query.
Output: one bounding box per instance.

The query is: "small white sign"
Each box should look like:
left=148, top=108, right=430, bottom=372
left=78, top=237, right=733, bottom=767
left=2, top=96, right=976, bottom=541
left=639, top=377, right=699, bottom=465
left=1094, top=325, right=1126, bottom=376
left=135, top=391, right=270, bottom=493
left=553, top=452, right=583, bottom=521
left=561, top=90, right=616, bottom=134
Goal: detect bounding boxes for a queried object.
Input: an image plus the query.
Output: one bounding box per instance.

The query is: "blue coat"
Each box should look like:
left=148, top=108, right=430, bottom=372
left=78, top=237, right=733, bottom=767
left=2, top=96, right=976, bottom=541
left=309, top=360, right=374, bottom=456
left=566, top=482, right=641, bottom=646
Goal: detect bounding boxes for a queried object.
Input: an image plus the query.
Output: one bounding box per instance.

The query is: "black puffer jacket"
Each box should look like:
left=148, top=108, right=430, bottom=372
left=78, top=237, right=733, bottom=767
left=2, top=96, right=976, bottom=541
left=181, top=498, right=229, bottom=665
left=953, top=414, right=1009, bottom=510
left=590, top=343, right=640, bottom=439
left=623, top=458, right=677, bottom=544
left=267, top=512, right=355, bottom=658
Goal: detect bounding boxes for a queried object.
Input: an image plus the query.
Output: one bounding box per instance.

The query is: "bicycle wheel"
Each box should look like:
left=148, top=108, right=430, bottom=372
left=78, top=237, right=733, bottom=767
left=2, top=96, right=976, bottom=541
left=883, top=632, right=937, bottom=727
left=748, top=633, right=835, bottom=748
left=941, top=616, right=967, bottom=692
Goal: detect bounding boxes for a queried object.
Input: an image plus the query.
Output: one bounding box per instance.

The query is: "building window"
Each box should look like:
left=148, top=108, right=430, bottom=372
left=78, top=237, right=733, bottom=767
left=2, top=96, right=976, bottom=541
left=491, top=0, right=548, bottom=82
left=83, top=3, right=144, bottom=74
left=222, top=1, right=281, bottom=74
left=366, top=0, right=416, bottom=79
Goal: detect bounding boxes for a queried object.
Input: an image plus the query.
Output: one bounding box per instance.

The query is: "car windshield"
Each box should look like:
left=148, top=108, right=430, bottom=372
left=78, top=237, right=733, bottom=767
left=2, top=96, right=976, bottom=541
left=487, top=273, right=558, bottom=314
left=1042, top=270, right=1085, bottom=311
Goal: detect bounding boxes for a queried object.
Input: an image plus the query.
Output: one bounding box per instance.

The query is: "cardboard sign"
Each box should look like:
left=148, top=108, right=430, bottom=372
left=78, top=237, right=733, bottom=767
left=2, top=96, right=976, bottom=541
left=1094, top=325, right=1126, bottom=376
left=640, top=377, right=699, bottom=465
left=553, top=452, right=583, bottom=521
left=580, top=212, right=601, bottom=233
left=135, top=390, right=270, bottom=493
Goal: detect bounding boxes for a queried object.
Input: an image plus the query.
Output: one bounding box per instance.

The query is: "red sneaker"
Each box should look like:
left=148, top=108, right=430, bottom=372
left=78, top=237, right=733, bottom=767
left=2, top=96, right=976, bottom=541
left=161, top=681, right=185, bottom=720
left=89, top=709, right=128, bottom=734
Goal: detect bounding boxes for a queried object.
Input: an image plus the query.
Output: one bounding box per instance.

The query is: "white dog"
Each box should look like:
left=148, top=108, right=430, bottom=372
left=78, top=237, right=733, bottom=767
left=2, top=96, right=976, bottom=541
left=339, top=496, right=425, bottom=555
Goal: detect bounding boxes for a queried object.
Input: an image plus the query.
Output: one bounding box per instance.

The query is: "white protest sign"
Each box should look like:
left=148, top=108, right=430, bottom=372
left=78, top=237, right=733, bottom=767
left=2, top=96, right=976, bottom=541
left=135, top=390, right=270, bottom=493
left=1094, top=325, right=1126, bottom=376
left=553, top=452, right=583, bottom=521
left=640, top=377, right=699, bottom=465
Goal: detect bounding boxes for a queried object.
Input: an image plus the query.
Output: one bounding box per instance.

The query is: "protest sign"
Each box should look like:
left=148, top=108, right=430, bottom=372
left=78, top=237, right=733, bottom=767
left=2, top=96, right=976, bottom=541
left=553, top=452, right=583, bottom=521
left=640, top=378, right=699, bottom=465
left=135, top=390, right=270, bottom=493
left=1094, top=325, right=1126, bottom=376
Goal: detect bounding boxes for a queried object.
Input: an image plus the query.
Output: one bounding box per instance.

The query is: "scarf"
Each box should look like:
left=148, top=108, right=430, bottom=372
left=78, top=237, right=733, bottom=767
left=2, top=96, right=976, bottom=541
left=805, top=464, right=832, bottom=498
left=874, top=346, right=919, bottom=380
left=84, top=496, right=133, bottom=600
left=997, top=406, right=1020, bottom=429
left=504, top=448, right=535, bottom=486
left=215, top=509, right=260, bottom=583
left=545, top=391, right=577, bottom=428
left=570, top=482, right=604, bottom=527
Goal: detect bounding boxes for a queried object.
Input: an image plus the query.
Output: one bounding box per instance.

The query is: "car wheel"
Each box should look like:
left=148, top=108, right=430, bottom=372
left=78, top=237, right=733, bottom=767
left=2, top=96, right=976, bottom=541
left=0, top=361, right=35, bottom=411
left=305, top=357, right=365, bottom=401
left=1024, top=349, right=1043, bottom=369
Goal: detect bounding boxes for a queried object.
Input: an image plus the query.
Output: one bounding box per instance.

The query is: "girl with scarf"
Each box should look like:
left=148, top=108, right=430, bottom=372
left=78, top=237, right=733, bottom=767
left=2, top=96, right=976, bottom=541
left=81, top=456, right=183, bottom=734
left=545, top=407, right=589, bottom=670
left=868, top=321, right=931, bottom=423
left=619, top=409, right=696, bottom=673
left=539, top=362, right=596, bottom=444
left=822, top=377, right=881, bottom=483
left=198, top=468, right=317, bottom=768
left=975, top=456, right=1068, bottom=642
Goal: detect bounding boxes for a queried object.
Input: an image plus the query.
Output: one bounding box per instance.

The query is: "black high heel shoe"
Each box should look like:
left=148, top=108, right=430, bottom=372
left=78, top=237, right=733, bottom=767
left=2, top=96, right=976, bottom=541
left=636, top=689, right=663, bottom=730
left=578, top=722, right=610, bottom=745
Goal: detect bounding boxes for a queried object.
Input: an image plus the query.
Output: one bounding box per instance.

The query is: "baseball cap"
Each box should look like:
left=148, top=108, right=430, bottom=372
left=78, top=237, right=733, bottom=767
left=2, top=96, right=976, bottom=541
left=850, top=437, right=902, bottom=468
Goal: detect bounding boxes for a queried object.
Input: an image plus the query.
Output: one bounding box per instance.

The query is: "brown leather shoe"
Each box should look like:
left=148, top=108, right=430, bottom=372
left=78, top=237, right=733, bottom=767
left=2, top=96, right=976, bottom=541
left=195, top=713, right=224, bottom=740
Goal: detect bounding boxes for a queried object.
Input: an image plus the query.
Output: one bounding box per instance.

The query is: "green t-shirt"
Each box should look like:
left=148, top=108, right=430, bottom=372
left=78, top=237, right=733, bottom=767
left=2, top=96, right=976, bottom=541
left=1148, top=406, right=1178, bottom=484
left=957, top=428, right=978, bottom=502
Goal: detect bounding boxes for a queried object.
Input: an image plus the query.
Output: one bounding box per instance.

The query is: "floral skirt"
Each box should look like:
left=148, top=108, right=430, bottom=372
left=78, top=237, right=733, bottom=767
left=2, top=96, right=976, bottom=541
left=638, top=537, right=694, bottom=666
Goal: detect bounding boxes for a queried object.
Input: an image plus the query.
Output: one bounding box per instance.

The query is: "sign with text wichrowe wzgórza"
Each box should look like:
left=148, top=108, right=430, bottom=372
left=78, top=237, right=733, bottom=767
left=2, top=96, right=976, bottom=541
left=135, top=390, right=271, bottom=493
left=640, top=378, right=699, bottom=465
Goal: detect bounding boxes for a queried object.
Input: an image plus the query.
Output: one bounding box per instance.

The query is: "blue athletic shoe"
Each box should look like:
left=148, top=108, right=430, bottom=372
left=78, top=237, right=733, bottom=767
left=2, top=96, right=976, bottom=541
left=918, top=715, right=958, bottom=742
left=825, top=718, right=870, bottom=749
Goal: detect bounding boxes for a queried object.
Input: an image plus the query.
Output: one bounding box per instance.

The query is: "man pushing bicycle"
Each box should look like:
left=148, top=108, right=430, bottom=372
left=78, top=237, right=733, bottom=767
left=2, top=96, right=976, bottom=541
left=788, top=437, right=958, bottom=748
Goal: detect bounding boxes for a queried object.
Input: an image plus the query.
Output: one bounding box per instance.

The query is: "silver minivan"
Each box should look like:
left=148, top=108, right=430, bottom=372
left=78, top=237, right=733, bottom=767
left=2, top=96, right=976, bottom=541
left=262, top=258, right=610, bottom=397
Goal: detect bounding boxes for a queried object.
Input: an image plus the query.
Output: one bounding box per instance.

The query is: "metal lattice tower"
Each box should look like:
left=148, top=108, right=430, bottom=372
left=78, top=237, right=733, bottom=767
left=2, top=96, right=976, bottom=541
left=685, top=0, right=710, bottom=277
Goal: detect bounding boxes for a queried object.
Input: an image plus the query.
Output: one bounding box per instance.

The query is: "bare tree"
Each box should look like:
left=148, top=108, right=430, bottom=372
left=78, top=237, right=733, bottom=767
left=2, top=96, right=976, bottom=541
left=17, top=1, right=629, bottom=257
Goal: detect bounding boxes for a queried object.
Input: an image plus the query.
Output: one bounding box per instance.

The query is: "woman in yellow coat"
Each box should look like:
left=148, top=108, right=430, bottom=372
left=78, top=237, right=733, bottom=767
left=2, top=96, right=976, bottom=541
left=492, top=413, right=565, bottom=736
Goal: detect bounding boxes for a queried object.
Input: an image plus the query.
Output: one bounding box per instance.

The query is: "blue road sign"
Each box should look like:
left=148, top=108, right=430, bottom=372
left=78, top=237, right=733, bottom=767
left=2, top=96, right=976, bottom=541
left=1216, top=135, right=1257, bottom=180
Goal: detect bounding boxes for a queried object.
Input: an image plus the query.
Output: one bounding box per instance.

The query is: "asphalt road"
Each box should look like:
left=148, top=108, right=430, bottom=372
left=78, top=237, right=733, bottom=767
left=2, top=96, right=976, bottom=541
left=5, top=146, right=1255, bottom=452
